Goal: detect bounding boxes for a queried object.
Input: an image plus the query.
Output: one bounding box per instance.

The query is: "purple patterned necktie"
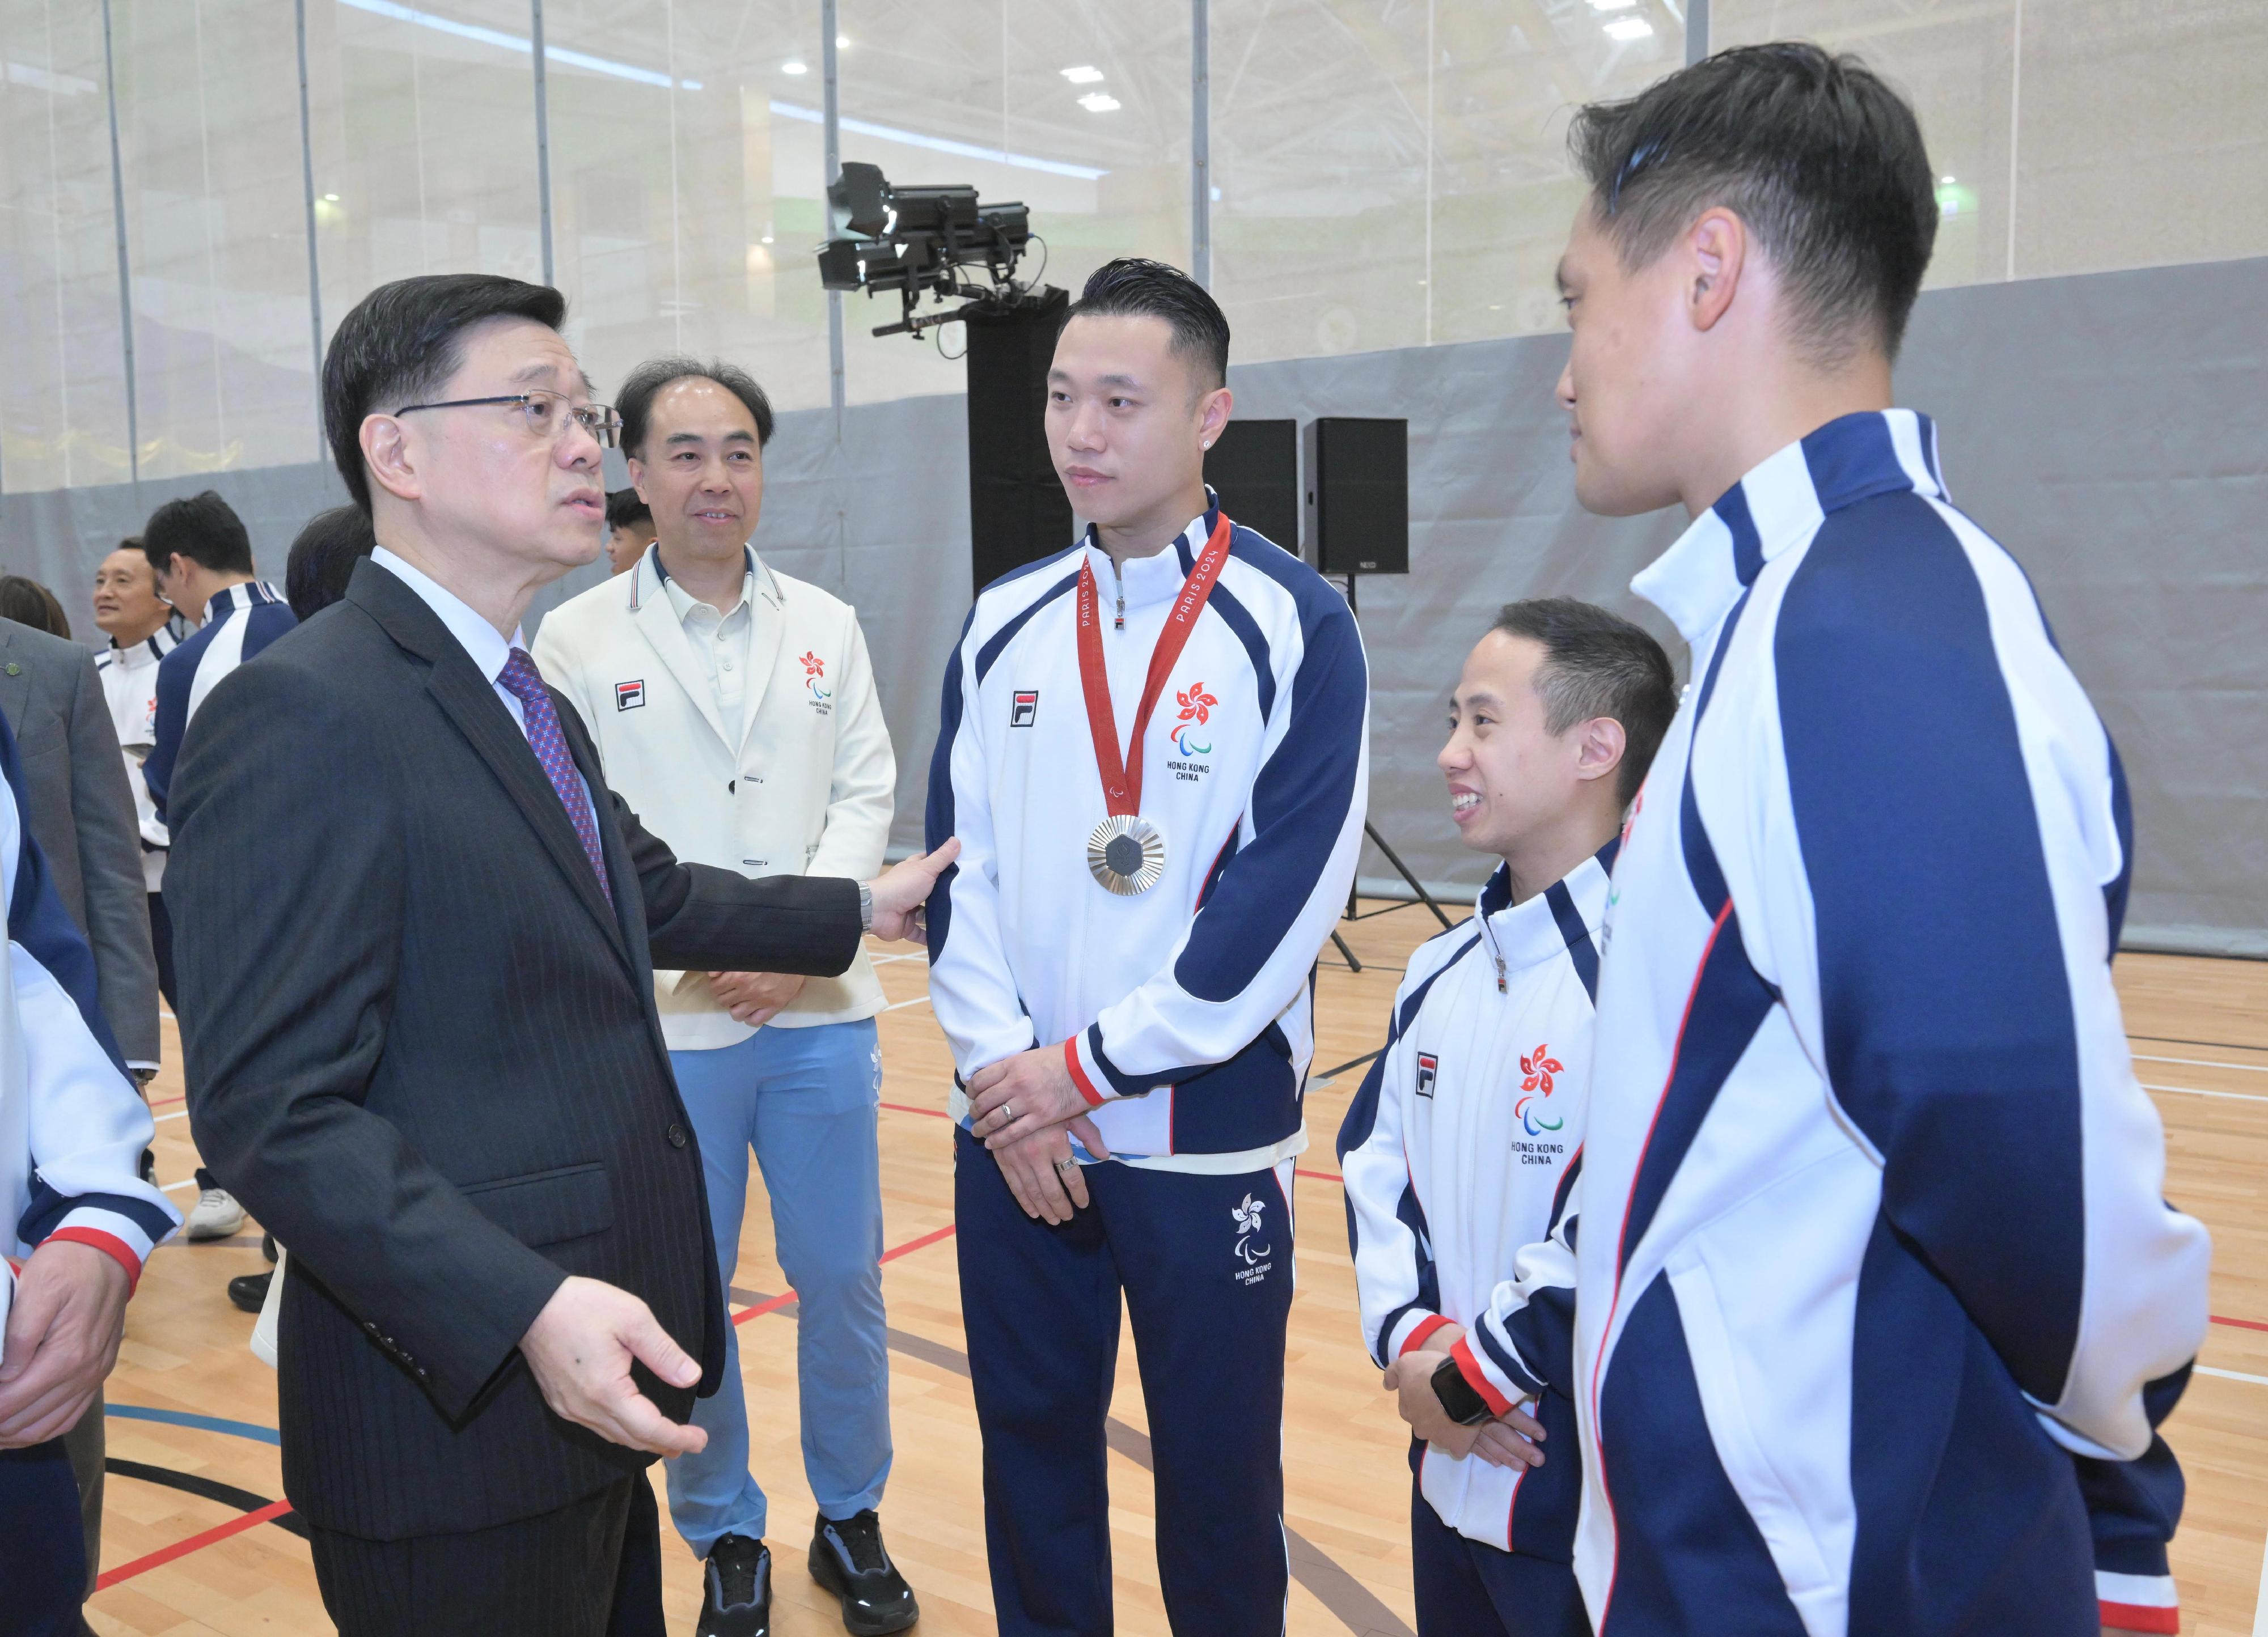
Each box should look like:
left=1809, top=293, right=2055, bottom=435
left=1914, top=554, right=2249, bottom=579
left=496, top=647, right=612, bottom=898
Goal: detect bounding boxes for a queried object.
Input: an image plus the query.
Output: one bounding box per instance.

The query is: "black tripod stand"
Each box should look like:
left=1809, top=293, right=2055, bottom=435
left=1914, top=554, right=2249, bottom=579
left=1328, top=572, right=1454, bottom=973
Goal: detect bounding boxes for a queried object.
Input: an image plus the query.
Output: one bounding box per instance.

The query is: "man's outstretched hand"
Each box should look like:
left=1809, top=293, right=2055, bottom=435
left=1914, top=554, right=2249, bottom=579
left=519, top=1276, right=708, bottom=1457
left=865, top=838, right=960, bottom=944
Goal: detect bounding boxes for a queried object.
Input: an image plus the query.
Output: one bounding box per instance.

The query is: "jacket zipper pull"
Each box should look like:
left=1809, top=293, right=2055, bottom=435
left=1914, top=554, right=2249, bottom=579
left=1113, top=561, right=1126, bottom=630
left=1496, top=958, right=1507, bottom=994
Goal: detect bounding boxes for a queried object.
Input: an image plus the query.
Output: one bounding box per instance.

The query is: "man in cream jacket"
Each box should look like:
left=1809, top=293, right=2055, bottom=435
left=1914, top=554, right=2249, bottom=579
left=535, top=358, right=909, bottom=1637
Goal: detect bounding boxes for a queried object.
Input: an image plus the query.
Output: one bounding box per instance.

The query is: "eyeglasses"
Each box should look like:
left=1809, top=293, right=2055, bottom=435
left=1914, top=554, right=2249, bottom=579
left=393, top=389, right=622, bottom=449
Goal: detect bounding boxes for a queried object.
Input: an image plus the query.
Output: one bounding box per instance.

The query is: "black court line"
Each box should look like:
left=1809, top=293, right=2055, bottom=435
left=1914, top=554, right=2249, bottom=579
left=2127, top=1032, right=2268, bottom=1055
left=732, top=1287, right=1416, bottom=1637
left=105, top=1457, right=310, bottom=1538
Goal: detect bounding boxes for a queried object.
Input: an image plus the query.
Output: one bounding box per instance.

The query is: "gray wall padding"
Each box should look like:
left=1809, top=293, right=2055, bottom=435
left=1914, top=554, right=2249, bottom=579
left=4, top=255, right=2260, bottom=955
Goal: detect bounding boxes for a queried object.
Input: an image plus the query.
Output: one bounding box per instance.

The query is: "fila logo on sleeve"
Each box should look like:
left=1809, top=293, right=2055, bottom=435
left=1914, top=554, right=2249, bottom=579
left=1010, top=689, right=1039, bottom=728
left=615, top=679, right=646, bottom=711
left=1415, top=1053, right=1439, bottom=1097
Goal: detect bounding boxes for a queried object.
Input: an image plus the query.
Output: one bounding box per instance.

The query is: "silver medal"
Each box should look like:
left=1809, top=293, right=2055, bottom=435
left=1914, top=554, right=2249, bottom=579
left=1087, top=814, right=1168, bottom=896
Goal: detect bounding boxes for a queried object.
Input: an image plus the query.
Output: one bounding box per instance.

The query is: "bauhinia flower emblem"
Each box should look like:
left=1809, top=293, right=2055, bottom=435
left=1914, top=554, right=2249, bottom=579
left=1520, top=1044, right=1563, bottom=1096
left=1175, top=681, right=1217, bottom=724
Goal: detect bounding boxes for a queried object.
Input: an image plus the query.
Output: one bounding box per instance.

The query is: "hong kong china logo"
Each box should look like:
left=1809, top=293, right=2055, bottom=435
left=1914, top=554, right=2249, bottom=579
left=1232, top=1193, right=1273, bottom=1266
left=1171, top=680, right=1217, bottom=756
left=799, top=650, right=831, bottom=702
left=1515, top=1043, right=1566, bottom=1136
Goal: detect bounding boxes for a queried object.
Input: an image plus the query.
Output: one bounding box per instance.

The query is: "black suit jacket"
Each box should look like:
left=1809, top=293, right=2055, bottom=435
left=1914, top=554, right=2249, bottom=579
left=170, top=559, right=862, bottom=1539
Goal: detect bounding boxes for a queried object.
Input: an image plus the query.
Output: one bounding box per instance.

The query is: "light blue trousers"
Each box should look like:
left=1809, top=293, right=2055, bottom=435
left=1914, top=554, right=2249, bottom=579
left=664, top=1018, right=891, bottom=1556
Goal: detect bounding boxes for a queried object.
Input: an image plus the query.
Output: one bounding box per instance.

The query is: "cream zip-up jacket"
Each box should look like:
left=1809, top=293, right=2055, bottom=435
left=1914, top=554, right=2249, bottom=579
left=535, top=546, right=894, bottom=1045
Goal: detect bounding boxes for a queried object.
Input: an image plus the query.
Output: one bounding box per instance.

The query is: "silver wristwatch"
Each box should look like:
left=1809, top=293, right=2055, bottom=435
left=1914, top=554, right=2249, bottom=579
left=858, top=881, right=874, bottom=932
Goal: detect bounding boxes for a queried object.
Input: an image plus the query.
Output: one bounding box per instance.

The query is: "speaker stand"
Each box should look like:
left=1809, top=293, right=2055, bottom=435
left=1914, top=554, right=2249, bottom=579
left=1328, top=571, right=1455, bottom=974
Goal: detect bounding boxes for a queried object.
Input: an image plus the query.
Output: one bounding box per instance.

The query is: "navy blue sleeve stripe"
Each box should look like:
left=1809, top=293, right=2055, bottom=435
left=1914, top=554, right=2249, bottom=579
left=1776, top=490, right=2084, bottom=1398
left=1548, top=1147, right=1584, bottom=1234
left=143, top=628, right=212, bottom=813
left=0, top=711, right=128, bottom=1077
left=922, top=611, right=974, bottom=963
left=974, top=570, right=1081, bottom=685
left=1617, top=907, right=1779, bottom=1276
left=1204, top=581, right=1276, bottom=722
left=1545, top=880, right=1600, bottom=1003
left=19, top=1178, right=173, bottom=1244
left=1170, top=587, right=1365, bottom=1005
left=2105, top=736, right=2133, bottom=957
left=1594, top=834, right=1621, bottom=875
left=1679, top=587, right=1753, bottom=919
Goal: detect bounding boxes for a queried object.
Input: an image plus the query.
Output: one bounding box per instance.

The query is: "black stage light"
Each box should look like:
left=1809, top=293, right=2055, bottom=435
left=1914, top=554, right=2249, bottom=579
left=816, top=161, right=1047, bottom=338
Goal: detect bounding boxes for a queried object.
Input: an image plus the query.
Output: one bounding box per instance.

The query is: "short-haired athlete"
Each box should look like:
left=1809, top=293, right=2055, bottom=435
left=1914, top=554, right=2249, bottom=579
left=924, top=258, right=1369, bottom=1635
left=1537, top=44, right=2210, bottom=1636
left=1340, top=600, right=1675, bottom=1637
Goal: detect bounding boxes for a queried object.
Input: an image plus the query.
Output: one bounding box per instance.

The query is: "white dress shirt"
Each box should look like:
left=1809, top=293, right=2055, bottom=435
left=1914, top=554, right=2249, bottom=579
left=369, top=548, right=601, bottom=835
left=656, top=549, right=755, bottom=722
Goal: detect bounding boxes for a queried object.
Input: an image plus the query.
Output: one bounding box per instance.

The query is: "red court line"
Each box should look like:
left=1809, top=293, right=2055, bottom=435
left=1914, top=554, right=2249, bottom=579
left=1297, top=1169, right=1343, bottom=1185
left=95, top=1499, right=294, bottom=1589
left=2212, top=1314, right=2268, bottom=1333
left=148, top=1095, right=185, bottom=1109
left=734, top=1224, right=959, bottom=1326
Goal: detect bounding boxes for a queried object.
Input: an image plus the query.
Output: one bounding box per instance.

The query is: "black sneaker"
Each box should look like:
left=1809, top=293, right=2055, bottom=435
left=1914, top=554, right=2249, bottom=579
left=227, top=1271, right=271, bottom=1314
left=809, top=1510, right=919, bottom=1635
left=698, top=1533, right=772, bottom=1637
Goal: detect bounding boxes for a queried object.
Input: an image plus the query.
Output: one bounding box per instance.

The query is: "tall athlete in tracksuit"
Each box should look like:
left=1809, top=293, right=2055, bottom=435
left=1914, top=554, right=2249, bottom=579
left=1536, top=47, right=2211, bottom=1634
left=926, top=259, right=1368, bottom=1635
left=1342, top=601, right=1676, bottom=1637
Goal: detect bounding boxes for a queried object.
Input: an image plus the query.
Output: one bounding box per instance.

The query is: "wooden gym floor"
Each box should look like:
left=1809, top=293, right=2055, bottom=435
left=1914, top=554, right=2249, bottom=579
left=83, top=905, right=2268, bottom=1636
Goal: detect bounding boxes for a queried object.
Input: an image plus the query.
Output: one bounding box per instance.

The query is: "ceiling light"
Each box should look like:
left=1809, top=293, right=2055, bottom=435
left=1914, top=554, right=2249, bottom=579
left=1940, top=174, right=1956, bottom=184
left=1589, top=0, right=1639, bottom=10
left=836, top=34, right=849, bottom=48
left=323, top=192, right=340, bottom=202
left=782, top=60, right=807, bottom=74
left=1077, top=91, right=1120, bottom=113
left=1060, top=65, right=1104, bottom=84
left=1603, top=16, right=1653, bottom=40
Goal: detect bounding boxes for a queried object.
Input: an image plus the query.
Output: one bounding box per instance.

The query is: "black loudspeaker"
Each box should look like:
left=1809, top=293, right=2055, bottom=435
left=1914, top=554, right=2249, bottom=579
left=1305, top=417, right=1408, bottom=575
left=964, top=286, right=1073, bottom=595
left=1203, top=419, right=1298, bottom=552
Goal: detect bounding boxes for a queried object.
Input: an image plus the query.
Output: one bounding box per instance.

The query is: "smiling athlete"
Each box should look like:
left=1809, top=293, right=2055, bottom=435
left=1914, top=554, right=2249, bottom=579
left=1340, top=600, right=1674, bottom=1637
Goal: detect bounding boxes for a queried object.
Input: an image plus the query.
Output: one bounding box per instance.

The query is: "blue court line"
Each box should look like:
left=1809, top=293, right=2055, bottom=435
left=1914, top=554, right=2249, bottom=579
left=107, top=1404, right=281, bottom=1445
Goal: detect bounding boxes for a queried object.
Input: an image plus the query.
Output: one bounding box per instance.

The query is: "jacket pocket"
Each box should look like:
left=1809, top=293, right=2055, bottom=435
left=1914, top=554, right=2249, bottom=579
left=460, top=1162, right=613, bottom=1248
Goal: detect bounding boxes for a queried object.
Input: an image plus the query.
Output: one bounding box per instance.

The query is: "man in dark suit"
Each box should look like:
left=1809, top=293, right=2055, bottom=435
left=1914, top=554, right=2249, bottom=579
left=168, top=273, right=954, bottom=1637
left=0, top=617, right=162, bottom=1078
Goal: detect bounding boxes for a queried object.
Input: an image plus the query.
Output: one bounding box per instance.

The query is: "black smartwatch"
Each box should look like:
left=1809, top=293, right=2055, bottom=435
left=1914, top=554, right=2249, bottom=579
left=1430, top=1354, right=1494, bottom=1427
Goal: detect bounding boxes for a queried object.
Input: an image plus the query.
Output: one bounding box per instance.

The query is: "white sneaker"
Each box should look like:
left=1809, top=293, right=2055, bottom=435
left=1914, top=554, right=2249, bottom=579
left=185, top=1187, right=246, bottom=1241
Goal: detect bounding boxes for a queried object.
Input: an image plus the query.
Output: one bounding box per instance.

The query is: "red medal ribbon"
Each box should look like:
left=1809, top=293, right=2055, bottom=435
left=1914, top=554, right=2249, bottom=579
left=1074, top=513, right=1234, bottom=817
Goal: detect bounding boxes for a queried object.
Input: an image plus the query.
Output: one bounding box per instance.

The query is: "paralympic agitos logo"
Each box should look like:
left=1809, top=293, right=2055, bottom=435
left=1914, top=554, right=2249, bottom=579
left=1171, top=680, right=1217, bottom=756
left=1516, top=1043, right=1565, bottom=1136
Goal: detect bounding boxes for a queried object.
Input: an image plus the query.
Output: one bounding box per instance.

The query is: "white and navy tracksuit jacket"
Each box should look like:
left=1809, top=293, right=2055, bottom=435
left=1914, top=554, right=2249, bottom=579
left=95, top=618, right=187, bottom=890
left=1, top=706, right=179, bottom=1324
left=1566, top=410, right=2210, bottom=1635
left=1339, top=847, right=1613, bottom=1561
left=925, top=499, right=1369, bottom=1171
left=144, top=582, right=295, bottom=820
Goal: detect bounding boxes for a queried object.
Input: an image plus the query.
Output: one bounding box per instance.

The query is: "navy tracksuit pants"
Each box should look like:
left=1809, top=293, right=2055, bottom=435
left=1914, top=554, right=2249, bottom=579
left=0, top=1437, right=86, bottom=1636
left=1410, top=1466, right=1591, bottom=1637
left=955, top=1126, right=1296, bottom=1636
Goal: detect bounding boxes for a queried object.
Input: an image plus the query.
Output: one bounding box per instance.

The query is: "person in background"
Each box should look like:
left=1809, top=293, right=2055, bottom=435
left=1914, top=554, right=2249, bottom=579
left=0, top=578, right=73, bottom=641
left=93, top=541, right=191, bottom=1025
left=0, top=702, right=180, bottom=1637
left=285, top=506, right=381, bottom=624
left=1339, top=600, right=1677, bottom=1637
left=0, top=569, right=168, bottom=1625
left=606, top=487, right=656, bottom=575
left=138, top=491, right=296, bottom=1245
left=537, top=358, right=907, bottom=1637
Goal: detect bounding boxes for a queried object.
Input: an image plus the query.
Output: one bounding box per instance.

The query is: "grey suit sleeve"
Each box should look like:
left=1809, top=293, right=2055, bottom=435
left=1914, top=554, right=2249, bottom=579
left=174, top=661, right=569, bottom=1420
left=67, top=651, right=160, bottom=1066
